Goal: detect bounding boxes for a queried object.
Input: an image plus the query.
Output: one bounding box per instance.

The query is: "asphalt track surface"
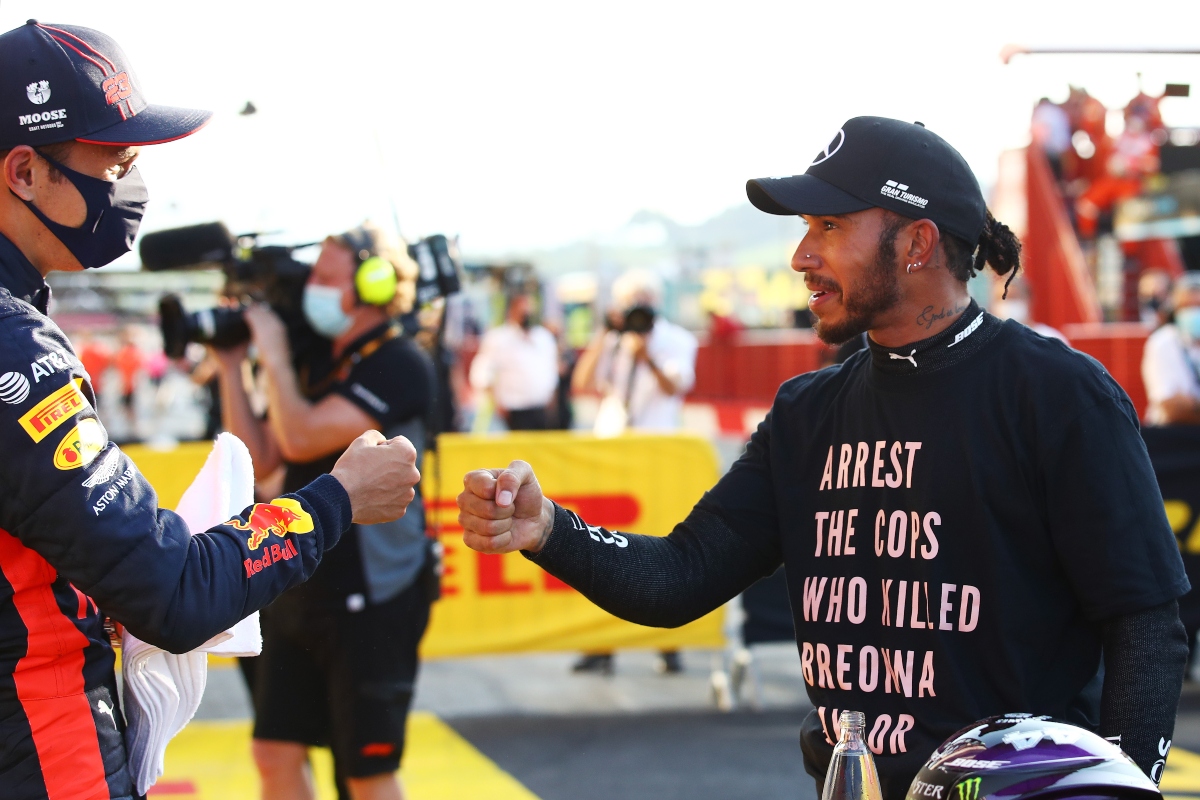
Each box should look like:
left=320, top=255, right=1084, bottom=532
left=174, top=648, right=1200, bottom=799
left=450, top=709, right=816, bottom=800
left=448, top=687, right=1200, bottom=800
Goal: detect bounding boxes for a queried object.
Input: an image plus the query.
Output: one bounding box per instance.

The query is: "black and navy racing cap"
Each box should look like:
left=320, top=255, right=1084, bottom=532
left=0, top=20, right=211, bottom=149
left=746, top=116, right=987, bottom=244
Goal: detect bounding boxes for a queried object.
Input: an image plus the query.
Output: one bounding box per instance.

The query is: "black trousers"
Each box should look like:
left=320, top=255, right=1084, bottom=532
left=507, top=406, right=549, bottom=430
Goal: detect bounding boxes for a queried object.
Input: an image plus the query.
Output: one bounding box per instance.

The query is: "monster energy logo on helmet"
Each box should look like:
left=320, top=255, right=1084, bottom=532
left=955, top=777, right=981, bottom=800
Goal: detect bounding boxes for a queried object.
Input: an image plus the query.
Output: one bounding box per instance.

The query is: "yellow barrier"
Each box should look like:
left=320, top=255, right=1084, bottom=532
left=124, top=442, right=214, bottom=509
left=421, top=432, right=723, bottom=657
left=125, top=432, right=725, bottom=658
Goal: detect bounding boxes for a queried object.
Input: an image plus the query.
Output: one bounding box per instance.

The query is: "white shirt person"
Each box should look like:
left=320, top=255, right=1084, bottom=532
left=469, top=293, right=560, bottom=430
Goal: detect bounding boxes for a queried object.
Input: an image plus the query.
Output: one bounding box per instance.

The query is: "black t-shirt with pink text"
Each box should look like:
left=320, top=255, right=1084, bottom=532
left=705, top=305, right=1189, bottom=798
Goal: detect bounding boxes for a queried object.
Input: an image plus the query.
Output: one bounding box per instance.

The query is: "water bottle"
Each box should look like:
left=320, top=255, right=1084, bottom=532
left=820, top=710, right=883, bottom=800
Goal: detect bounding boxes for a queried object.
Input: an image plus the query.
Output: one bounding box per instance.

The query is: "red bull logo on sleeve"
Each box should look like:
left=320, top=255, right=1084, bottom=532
left=226, top=497, right=314, bottom=552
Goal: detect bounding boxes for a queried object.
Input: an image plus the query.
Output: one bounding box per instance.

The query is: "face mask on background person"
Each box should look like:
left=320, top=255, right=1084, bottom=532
left=1176, top=307, right=1200, bottom=342
left=303, top=285, right=353, bottom=338
left=19, top=151, right=149, bottom=269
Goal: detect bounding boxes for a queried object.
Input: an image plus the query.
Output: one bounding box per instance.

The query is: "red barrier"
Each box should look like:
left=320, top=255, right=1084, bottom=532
left=695, top=324, right=1153, bottom=424
left=464, top=314, right=1151, bottom=424
left=1061, top=322, right=1150, bottom=419
left=692, top=329, right=832, bottom=401
left=1024, top=146, right=1103, bottom=328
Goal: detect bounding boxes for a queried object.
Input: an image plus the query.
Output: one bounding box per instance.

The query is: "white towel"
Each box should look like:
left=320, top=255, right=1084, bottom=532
left=122, top=432, right=262, bottom=795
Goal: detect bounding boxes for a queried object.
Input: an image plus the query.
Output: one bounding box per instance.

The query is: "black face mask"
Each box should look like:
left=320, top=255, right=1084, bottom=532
left=518, top=313, right=533, bottom=331
left=20, top=151, right=149, bottom=269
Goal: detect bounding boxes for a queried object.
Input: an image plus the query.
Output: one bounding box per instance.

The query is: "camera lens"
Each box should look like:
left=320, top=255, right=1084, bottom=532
left=622, top=305, right=656, bottom=334
left=158, top=294, right=251, bottom=358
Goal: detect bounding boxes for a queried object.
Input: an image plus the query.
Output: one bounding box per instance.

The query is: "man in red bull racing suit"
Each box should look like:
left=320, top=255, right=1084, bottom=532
left=0, top=20, right=421, bottom=800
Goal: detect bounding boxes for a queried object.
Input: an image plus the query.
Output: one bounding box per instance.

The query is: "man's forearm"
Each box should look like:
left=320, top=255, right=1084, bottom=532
left=1100, top=599, right=1188, bottom=783
left=644, top=357, right=679, bottom=396
left=263, top=358, right=318, bottom=457
left=570, top=335, right=605, bottom=393
left=217, top=361, right=276, bottom=477
left=523, top=500, right=779, bottom=628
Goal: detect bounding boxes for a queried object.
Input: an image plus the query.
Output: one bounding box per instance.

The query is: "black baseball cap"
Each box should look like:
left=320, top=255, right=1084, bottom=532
left=746, top=116, right=987, bottom=244
left=0, top=20, right=211, bottom=149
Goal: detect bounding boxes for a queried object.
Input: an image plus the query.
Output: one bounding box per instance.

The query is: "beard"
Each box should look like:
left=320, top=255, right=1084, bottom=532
left=813, top=223, right=904, bottom=345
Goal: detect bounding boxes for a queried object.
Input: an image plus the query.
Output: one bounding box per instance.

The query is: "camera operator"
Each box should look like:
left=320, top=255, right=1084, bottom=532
left=573, top=269, right=698, bottom=435
left=213, top=223, right=435, bottom=800
left=0, top=22, right=419, bottom=800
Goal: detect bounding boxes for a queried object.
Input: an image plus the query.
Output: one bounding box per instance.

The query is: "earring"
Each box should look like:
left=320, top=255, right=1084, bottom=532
left=906, top=264, right=913, bottom=274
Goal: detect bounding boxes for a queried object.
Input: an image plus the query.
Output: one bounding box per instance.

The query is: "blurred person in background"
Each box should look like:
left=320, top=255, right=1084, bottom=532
left=75, top=329, right=111, bottom=397
left=1063, top=86, right=1112, bottom=187
left=146, top=346, right=167, bottom=388
left=573, top=269, right=698, bottom=436
left=213, top=223, right=436, bottom=800
left=569, top=269, right=698, bottom=675
left=1031, top=97, right=1071, bottom=181
left=114, top=326, right=144, bottom=436
left=469, top=291, right=559, bottom=431
left=1139, top=269, right=1174, bottom=328
left=1143, top=272, right=1200, bottom=425
left=540, top=318, right=577, bottom=430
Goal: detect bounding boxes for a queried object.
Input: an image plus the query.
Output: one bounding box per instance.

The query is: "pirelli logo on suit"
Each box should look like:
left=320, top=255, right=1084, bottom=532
left=18, top=380, right=88, bottom=442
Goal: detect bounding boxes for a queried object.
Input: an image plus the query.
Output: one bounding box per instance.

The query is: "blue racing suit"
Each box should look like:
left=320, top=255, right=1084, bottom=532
left=0, top=234, right=353, bottom=800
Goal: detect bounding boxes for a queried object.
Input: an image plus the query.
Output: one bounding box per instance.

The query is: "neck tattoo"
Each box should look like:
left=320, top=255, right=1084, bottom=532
left=916, top=301, right=969, bottom=331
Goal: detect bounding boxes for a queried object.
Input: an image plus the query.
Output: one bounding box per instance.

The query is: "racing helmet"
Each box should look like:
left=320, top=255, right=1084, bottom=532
left=906, top=714, right=1161, bottom=800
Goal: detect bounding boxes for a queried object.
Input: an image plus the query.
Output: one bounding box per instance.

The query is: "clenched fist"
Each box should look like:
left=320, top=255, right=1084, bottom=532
left=458, top=460, right=554, bottom=554
left=330, top=431, right=420, bottom=524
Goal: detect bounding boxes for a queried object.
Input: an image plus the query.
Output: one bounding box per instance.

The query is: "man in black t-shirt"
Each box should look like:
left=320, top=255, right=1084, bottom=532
left=457, top=117, right=1191, bottom=800
left=215, top=223, right=435, bottom=800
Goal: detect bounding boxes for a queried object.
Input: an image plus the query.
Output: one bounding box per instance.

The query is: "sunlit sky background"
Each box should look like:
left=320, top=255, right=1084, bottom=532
left=5, top=0, right=1199, bottom=262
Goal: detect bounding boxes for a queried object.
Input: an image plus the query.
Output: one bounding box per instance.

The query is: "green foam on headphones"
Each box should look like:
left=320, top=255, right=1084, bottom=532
left=356, top=256, right=398, bottom=305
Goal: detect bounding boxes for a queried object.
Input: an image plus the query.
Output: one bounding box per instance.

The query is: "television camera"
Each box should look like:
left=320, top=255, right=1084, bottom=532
left=140, top=222, right=462, bottom=360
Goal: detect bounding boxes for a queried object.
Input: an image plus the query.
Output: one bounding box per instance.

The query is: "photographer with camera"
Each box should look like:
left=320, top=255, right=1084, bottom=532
left=213, top=223, right=434, bottom=800
left=573, top=269, right=698, bottom=436
left=0, top=22, right=420, bottom=800
left=569, top=269, right=697, bottom=674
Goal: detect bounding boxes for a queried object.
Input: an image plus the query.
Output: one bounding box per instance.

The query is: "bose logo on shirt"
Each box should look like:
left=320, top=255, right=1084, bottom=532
left=948, top=313, right=984, bottom=348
